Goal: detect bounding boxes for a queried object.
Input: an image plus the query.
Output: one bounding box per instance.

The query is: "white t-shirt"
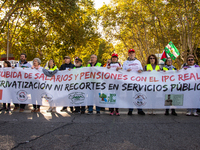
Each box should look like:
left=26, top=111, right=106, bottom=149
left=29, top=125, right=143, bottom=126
left=189, top=65, right=195, bottom=68
left=123, top=59, right=143, bottom=72
left=108, top=62, right=121, bottom=70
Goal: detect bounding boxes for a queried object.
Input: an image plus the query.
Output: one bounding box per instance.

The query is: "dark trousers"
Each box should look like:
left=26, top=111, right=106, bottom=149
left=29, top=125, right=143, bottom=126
left=20, top=104, right=26, bottom=109
left=75, top=106, right=85, bottom=112
left=14, top=103, right=19, bottom=107
left=62, top=107, right=73, bottom=112
left=110, top=108, right=119, bottom=112
left=129, top=108, right=143, bottom=112
left=33, top=105, right=40, bottom=109
left=166, top=109, right=175, bottom=113
left=3, top=103, right=10, bottom=108
left=14, top=104, right=26, bottom=109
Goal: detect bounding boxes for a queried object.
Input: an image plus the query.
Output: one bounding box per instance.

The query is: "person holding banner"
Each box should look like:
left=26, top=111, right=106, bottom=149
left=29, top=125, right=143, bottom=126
left=103, top=59, right=111, bottom=67
left=13, top=53, right=32, bottom=112
left=107, top=53, right=122, bottom=116
left=144, top=54, right=160, bottom=115
left=87, top=54, right=102, bottom=115
left=69, top=57, right=85, bottom=114
left=45, top=59, right=58, bottom=113
left=31, top=58, right=43, bottom=113
left=183, top=54, right=199, bottom=116
left=162, top=57, right=177, bottom=116
left=123, top=49, right=145, bottom=116
left=60, top=56, right=75, bottom=112
left=0, top=61, right=12, bottom=111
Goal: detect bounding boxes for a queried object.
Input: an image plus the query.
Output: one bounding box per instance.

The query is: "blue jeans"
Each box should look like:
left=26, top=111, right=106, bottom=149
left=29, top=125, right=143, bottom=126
left=129, top=108, right=143, bottom=112
left=88, top=106, right=101, bottom=112
left=187, top=109, right=197, bottom=113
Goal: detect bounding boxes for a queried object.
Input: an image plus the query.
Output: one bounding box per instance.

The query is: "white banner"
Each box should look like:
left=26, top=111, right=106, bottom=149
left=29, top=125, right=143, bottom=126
left=0, top=67, right=200, bottom=108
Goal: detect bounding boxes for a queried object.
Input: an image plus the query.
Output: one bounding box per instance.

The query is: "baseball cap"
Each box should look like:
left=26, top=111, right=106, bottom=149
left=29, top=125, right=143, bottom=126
left=111, top=53, right=118, bottom=57
left=128, top=49, right=135, bottom=53
left=75, top=57, right=82, bottom=62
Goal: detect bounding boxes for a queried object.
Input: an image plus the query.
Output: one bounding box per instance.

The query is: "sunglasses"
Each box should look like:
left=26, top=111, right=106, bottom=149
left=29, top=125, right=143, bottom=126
left=188, top=59, right=194, bottom=61
left=150, top=57, right=155, bottom=59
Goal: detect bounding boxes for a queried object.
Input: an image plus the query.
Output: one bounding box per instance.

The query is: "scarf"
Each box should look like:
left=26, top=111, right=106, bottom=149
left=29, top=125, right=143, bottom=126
left=164, top=65, right=174, bottom=70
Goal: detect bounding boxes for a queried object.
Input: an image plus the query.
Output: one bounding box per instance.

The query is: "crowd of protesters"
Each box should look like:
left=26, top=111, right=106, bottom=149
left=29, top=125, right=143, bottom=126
left=0, top=50, right=199, bottom=117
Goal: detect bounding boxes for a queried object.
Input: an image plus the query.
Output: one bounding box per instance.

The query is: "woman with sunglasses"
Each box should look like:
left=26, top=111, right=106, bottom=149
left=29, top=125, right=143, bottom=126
left=144, top=54, right=160, bottom=115
left=45, top=59, right=58, bottom=113
left=162, top=57, right=177, bottom=116
left=183, top=54, right=199, bottom=116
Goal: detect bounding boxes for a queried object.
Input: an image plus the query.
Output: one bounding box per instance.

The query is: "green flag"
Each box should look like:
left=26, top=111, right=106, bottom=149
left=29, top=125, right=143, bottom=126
left=164, top=41, right=180, bottom=60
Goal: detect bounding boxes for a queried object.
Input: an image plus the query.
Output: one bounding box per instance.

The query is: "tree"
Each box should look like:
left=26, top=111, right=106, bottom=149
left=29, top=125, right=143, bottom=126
left=98, top=0, right=200, bottom=68
left=0, top=0, right=102, bottom=67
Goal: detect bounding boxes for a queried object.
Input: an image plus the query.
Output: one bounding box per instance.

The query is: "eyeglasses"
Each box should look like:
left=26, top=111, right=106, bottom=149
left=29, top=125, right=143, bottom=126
left=188, top=59, right=194, bottom=61
left=150, top=57, right=155, bottom=59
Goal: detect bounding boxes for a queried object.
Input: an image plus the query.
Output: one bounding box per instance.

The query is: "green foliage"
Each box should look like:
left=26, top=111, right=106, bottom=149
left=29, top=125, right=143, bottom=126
left=98, top=0, right=200, bottom=68
left=0, top=0, right=104, bottom=68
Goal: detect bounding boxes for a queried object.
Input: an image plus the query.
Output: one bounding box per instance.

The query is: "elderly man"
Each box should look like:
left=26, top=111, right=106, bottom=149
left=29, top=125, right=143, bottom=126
left=60, top=56, right=75, bottom=112
left=123, top=49, right=145, bottom=116
left=87, top=54, right=102, bottom=115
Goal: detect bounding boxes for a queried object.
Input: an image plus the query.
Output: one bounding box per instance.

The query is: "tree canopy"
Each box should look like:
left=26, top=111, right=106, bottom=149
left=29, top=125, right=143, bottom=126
left=98, top=0, right=200, bottom=67
left=0, top=0, right=199, bottom=68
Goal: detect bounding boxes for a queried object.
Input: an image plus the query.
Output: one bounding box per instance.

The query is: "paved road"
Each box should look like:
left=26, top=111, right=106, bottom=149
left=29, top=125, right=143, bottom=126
left=0, top=105, right=200, bottom=150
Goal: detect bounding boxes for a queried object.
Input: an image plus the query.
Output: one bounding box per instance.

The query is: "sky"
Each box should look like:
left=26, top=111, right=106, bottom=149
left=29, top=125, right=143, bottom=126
left=94, top=0, right=111, bottom=9
left=93, top=0, right=111, bottom=38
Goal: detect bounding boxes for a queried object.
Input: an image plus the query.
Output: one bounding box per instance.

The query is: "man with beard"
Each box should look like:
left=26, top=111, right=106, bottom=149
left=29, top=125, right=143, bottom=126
left=13, top=53, right=32, bottom=112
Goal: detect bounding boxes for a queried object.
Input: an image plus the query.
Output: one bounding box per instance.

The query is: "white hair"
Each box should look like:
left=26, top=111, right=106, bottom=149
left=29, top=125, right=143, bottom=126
left=33, top=58, right=41, bottom=65
left=91, top=54, right=97, bottom=58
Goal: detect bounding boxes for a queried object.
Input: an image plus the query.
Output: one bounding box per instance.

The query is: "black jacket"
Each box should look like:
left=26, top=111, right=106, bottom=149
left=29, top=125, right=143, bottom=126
left=59, top=62, right=75, bottom=70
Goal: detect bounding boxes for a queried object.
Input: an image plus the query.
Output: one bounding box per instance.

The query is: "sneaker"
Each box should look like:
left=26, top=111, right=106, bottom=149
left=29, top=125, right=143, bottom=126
left=115, top=111, right=120, bottom=116
left=31, top=109, right=36, bottom=113
left=35, top=108, right=40, bottom=113
left=96, top=111, right=100, bottom=115
left=186, top=112, right=191, bottom=116
left=47, top=107, right=53, bottom=112
left=128, top=111, right=132, bottom=115
left=110, top=111, right=114, bottom=116
left=138, top=111, right=145, bottom=115
left=52, top=107, right=56, bottom=112
left=19, top=108, right=24, bottom=112
left=87, top=111, right=93, bottom=115
left=171, top=111, right=177, bottom=116
left=13, top=107, right=19, bottom=111
left=60, top=108, right=67, bottom=112
left=193, top=112, right=198, bottom=117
